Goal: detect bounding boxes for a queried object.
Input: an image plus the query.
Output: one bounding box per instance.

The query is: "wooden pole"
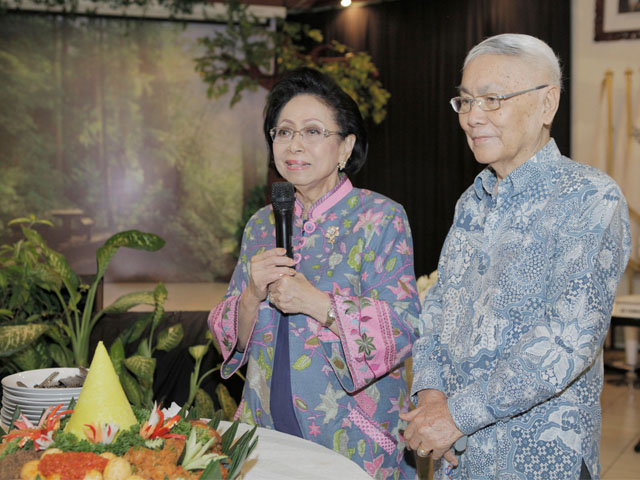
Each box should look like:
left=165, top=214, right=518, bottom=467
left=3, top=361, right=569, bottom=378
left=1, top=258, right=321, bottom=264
left=605, top=70, right=614, bottom=176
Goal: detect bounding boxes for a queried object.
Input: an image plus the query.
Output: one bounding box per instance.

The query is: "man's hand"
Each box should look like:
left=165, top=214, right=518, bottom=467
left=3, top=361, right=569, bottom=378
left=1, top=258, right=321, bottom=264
left=399, top=389, right=463, bottom=466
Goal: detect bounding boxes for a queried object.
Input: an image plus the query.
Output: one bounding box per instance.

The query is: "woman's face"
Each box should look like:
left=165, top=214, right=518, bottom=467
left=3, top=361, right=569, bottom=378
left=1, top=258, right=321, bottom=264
left=272, top=94, right=355, bottom=202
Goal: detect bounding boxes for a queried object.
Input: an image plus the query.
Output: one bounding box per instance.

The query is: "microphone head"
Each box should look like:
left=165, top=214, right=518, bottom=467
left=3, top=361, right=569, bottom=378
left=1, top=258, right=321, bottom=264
left=272, top=182, right=295, bottom=211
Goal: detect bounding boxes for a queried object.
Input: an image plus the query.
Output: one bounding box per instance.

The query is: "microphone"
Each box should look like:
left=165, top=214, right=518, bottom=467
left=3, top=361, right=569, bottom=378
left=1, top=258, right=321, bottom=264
left=271, top=182, right=295, bottom=259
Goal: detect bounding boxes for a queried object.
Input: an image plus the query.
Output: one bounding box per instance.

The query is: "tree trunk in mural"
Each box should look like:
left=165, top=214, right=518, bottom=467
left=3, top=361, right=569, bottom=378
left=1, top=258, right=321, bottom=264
left=61, top=18, right=70, bottom=178
left=242, top=128, right=257, bottom=205
left=97, top=21, right=114, bottom=230
left=54, top=17, right=64, bottom=172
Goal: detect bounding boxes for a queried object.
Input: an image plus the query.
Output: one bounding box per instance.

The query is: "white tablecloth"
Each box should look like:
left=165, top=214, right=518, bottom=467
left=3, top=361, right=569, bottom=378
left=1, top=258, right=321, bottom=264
left=219, top=421, right=372, bottom=480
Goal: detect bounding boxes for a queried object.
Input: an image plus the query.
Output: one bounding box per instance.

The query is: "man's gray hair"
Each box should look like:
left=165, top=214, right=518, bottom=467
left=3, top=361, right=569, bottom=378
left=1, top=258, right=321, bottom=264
left=463, top=33, right=563, bottom=89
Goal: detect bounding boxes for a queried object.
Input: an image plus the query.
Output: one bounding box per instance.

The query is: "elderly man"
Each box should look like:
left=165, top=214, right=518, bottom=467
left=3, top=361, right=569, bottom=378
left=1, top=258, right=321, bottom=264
left=401, top=34, right=631, bottom=479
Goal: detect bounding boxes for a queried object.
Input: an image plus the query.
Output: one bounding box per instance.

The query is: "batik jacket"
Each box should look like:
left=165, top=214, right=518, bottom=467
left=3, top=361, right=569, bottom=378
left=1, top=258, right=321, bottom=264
left=412, top=140, right=631, bottom=479
left=209, top=177, right=421, bottom=479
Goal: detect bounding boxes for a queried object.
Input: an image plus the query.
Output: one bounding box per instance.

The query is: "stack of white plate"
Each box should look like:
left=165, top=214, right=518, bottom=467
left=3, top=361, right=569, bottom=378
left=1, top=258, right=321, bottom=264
left=1, top=367, right=83, bottom=428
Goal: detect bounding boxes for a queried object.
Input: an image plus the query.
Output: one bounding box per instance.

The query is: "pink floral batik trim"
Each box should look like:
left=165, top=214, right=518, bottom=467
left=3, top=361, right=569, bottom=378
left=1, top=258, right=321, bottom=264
left=234, top=400, right=244, bottom=421
left=347, top=406, right=397, bottom=455
left=208, top=295, right=257, bottom=379
left=334, top=295, right=397, bottom=390
left=208, top=297, right=240, bottom=359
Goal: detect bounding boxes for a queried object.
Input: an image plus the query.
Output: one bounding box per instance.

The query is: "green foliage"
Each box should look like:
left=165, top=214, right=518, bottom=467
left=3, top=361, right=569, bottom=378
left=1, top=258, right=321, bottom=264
left=51, top=424, right=148, bottom=457
left=0, top=216, right=59, bottom=320
left=0, top=217, right=63, bottom=374
left=0, top=324, right=50, bottom=358
left=179, top=332, right=242, bottom=422
left=0, top=216, right=167, bottom=374
left=194, top=0, right=390, bottom=124
left=109, top=282, right=184, bottom=408
left=215, top=383, right=236, bottom=421
left=220, top=422, right=258, bottom=480
left=180, top=336, right=219, bottom=418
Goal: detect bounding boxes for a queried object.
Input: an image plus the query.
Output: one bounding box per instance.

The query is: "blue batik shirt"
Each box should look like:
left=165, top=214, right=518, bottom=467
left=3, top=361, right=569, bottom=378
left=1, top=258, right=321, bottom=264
left=412, top=139, right=631, bottom=479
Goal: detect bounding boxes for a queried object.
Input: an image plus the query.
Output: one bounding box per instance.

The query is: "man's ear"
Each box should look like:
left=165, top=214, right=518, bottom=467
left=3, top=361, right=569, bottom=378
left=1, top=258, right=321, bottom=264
left=542, top=85, right=560, bottom=126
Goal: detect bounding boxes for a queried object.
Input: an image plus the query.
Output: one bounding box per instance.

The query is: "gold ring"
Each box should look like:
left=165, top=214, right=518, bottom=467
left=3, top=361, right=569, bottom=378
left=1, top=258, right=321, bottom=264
left=417, top=447, right=430, bottom=458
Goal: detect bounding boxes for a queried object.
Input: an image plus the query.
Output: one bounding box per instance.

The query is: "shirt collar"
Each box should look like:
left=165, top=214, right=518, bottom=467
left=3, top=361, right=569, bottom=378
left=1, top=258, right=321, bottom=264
left=473, top=139, right=559, bottom=199
left=293, top=175, right=353, bottom=220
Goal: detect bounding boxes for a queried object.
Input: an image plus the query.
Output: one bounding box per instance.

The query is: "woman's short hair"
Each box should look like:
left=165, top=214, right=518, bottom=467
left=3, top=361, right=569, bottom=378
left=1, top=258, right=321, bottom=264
left=463, top=33, right=563, bottom=90
left=263, top=67, right=368, bottom=176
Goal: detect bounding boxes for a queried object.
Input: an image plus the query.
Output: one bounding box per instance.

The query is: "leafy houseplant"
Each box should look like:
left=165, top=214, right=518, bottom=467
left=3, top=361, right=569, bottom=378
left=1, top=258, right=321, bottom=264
left=0, top=216, right=65, bottom=373
left=177, top=334, right=245, bottom=422
left=109, top=283, right=185, bottom=409
left=0, top=216, right=167, bottom=372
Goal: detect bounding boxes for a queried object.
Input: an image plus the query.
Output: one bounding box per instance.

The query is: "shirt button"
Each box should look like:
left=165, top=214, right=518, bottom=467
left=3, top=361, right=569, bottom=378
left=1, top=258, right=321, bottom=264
left=303, top=221, right=316, bottom=234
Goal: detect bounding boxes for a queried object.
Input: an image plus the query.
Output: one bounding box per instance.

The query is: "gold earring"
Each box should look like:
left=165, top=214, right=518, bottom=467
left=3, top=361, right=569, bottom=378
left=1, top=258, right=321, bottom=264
left=338, top=160, right=347, bottom=171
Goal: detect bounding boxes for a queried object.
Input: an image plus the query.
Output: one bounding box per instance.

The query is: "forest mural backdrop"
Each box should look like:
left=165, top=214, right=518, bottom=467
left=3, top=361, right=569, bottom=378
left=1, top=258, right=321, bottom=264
left=0, top=12, right=268, bottom=282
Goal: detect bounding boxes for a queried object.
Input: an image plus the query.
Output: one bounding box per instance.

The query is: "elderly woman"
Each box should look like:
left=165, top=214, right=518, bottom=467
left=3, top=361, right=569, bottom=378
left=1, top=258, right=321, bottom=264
left=208, top=68, right=420, bottom=478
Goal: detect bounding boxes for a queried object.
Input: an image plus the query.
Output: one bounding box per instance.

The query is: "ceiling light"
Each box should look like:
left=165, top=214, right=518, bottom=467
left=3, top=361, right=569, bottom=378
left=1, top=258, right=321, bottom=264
left=341, top=0, right=352, bottom=7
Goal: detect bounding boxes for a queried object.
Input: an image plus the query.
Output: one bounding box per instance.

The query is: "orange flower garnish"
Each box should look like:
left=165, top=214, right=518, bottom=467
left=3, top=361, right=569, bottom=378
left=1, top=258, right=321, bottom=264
left=3, top=404, right=73, bottom=450
left=139, top=402, right=185, bottom=440
left=83, top=422, right=119, bottom=444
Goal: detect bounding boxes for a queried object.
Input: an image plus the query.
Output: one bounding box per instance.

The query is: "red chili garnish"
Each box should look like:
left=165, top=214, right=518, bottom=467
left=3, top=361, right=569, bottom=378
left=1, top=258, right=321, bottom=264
left=38, top=451, right=108, bottom=480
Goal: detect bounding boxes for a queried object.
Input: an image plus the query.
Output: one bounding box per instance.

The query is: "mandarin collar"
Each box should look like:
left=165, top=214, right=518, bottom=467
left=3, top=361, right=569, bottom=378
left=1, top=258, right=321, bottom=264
left=473, top=139, right=559, bottom=200
left=294, top=175, right=353, bottom=220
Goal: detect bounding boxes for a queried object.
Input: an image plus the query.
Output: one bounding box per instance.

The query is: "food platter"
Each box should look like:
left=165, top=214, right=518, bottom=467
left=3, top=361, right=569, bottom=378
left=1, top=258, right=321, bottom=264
left=0, top=344, right=258, bottom=479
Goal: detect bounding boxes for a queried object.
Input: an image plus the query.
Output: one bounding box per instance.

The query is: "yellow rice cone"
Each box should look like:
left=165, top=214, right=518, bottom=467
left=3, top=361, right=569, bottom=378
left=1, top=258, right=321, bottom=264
left=64, top=341, right=137, bottom=440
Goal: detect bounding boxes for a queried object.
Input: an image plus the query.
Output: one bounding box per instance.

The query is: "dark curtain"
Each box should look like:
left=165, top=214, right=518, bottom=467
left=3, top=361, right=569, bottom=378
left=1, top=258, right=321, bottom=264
left=290, top=0, right=571, bottom=277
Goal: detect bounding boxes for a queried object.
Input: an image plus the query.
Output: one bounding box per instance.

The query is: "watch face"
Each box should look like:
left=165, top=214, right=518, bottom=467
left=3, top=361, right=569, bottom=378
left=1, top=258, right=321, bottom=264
left=326, top=306, right=336, bottom=326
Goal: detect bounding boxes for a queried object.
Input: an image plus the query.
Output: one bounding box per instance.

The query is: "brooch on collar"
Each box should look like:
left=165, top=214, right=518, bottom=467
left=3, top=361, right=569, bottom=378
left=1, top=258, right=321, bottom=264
left=325, top=225, right=339, bottom=246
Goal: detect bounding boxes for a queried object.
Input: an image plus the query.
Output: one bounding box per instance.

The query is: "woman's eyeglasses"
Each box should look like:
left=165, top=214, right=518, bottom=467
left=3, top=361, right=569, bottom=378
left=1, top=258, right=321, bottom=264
left=270, top=127, right=344, bottom=145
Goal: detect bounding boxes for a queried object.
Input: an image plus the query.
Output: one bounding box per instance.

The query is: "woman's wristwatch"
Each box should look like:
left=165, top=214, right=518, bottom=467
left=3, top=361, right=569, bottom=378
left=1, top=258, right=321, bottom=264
left=325, top=305, right=336, bottom=328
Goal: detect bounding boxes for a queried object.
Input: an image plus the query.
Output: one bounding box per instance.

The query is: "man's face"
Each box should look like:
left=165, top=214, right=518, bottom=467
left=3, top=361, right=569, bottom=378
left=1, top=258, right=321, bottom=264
left=458, top=54, right=555, bottom=179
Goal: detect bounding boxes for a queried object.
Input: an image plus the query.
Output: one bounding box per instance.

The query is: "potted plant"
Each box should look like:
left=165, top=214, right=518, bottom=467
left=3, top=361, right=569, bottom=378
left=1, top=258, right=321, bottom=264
left=0, top=216, right=168, bottom=374
left=109, top=282, right=185, bottom=409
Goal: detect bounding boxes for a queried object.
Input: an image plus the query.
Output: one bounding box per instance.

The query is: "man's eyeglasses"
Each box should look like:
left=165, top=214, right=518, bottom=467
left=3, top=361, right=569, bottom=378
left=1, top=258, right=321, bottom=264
left=450, top=84, right=548, bottom=114
left=269, top=126, right=344, bottom=145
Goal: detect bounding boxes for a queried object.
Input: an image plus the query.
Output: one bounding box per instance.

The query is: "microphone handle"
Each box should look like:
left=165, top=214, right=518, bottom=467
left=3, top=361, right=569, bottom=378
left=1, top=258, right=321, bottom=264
left=274, top=208, right=293, bottom=259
